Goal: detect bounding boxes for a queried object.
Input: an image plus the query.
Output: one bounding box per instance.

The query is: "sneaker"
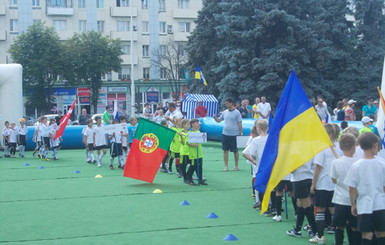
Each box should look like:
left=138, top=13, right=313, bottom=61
left=183, top=180, right=189, bottom=184
left=271, top=209, right=277, bottom=216
left=188, top=181, right=197, bottom=186
left=309, top=235, right=325, bottom=244
left=167, top=169, right=173, bottom=174
left=109, top=165, right=114, bottom=170
left=252, top=202, right=260, bottom=209
left=118, top=165, right=122, bottom=169
left=53, top=157, right=58, bottom=160
left=251, top=194, right=256, bottom=198
left=199, top=180, right=208, bottom=185
left=272, top=215, right=282, bottom=222
left=287, top=229, right=302, bottom=238
left=92, top=160, right=97, bottom=164
left=263, top=211, right=273, bottom=217
left=33, top=152, right=36, bottom=157
left=160, top=168, right=168, bottom=173
left=177, top=172, right=182, bottom=178
left=303, top=224, right=311, bottom=231
left=327, top=226, right=335, bottom=234
left=87, top=160, right=92, bottom=164
left=44, top=158, right=50, bottom=161
left=308, top=231, right=316, bottom=237
left=97, top=162, right=101, bottom=167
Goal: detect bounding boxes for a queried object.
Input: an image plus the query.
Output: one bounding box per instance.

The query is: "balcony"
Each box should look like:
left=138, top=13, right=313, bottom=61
left=171, top=9, right=198, bottom=19
left=173, top=32, right=190, bottom=41
left=47, top=7, right=73, bottom=16
left=110, top=31, right=138, bottom=41
left=0, top=30, right=6, bottom=41
left=121, top=55, right=139, bottom=65
left=110, top=7, right=137, bottom=17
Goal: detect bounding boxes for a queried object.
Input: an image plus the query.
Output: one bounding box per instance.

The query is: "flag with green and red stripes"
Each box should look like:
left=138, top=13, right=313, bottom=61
left=123, top=118, right=176, bottom=183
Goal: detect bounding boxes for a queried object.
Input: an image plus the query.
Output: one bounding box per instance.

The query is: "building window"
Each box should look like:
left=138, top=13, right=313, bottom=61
left=97, top=21, right=104, bottom=32
left=159, top=22, right=166, bottom=34
left=177, top=42, right=186, bottom=56
left=141, top=0, right=148, bottom=9
left=10, top=19, right=18, bottom=33
left=32, top=0, right=40, bottom=7
left=53, top=20, right=66, bottom=31
left=97, top=0, right=103, bottom=8
left=142, top=45, right=149, bottom=57
left=160, top=68, right=167, bottom=80
left=159, top=0, right=165, bottom=11
left=159, top=45, right=166, bottom=56
left=79, top=20, right=86, bottom=32
left=142, top=21, right=149, bottom=33
left=143, top=68, right=150, bottom=80
left=116, top=0, right=129, bottom=7
left=10, top=0, right=17, bottom=6
left=178, top=22, right=190, bottom=32
left=107, top=72, right=112, bottom=81
left=78, top=0, right=85, bottom=8
left=121, top=44, right=130, bottom=55
left=177, top=0, right=189, bottom=9
left=119, top=66, right=131, bottom=80
left=117, top=21, right=129, bottom=32
left=49, top=0, right=71, bottom=7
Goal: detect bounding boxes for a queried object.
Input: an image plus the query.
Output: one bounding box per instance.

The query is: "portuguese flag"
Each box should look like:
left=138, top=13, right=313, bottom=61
left=123, top=118, right=176, bottom=183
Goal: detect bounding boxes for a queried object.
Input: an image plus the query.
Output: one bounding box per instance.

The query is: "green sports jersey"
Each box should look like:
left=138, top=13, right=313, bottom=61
left=180, top=131, right=189, bottom=156
left=359, top=126, right=372, bottom=134
left=188, top=130, right=203, bottom=160
left=170, top=127, right=183, bottom=153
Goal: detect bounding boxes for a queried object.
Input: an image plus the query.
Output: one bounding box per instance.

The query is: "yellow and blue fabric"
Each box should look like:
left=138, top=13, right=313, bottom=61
left=195, top=65, right=207, bottom=86
left=254, top=70, right=332, bottom=213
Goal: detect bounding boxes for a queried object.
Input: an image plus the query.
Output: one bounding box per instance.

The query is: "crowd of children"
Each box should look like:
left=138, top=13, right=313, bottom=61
left=242, top=121, right=385, bottom=244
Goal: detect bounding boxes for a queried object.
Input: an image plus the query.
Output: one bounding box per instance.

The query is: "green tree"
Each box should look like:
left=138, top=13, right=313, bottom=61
left=66, top=31, right=122, bottom=113
left=9, top=22, right=66, bottom=113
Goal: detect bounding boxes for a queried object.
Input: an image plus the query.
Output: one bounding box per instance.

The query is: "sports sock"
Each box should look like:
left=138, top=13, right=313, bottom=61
left=110, top=157, right=114, bottom=165
left=335, top=228, right=344, bottom=245
left=119, top=156, right=124, bottom=166
left=258, top=192, right=264, bottom=203
left=90, top=152, right=94, bottom=161
left=291, top=196, right=298, bottom=215
left=271, top=191, right=276, bottom=210
left=352, top=231, right=362, bottom=245
left=97, top=153, right=100, bottom=162
left=295, top=207, right=305, bottom=231
left=304, top=206, right=317, bottom=234
left=361, top=238, right=372, bottom=245
left=85, top=149, right=89, bottom=160
left=276, top=195, right=282, bottom=216
left=316, top=211, right=325, bottom=237
left=168, top=157, right=174, bottom=171
left=100, top=152, right=105, bottom=163
left=255, top=190, right=260, bottom=203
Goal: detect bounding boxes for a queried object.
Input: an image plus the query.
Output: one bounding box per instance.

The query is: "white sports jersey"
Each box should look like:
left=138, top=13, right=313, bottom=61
left=110, top=131, right=122, bottom=144
left=9, top=128, right=17, bottom=143
left=291, top=158, right=314, bottom=182
left=39, top=123, right=49, bottom=137
left=2, top=127, right=10, bottom=137
left=330, top=156, right=356, bottom=206
left=93, top=125, right=106, bottom=146
left=16, top=125, right=28, bottom=135
left=314, top=147, right=337, bottom=191
left=84, top=127, right=94, bottom=144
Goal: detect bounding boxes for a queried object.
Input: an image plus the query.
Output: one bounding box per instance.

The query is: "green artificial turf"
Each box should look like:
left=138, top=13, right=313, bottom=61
left=0, top=143, right=336, bottom=245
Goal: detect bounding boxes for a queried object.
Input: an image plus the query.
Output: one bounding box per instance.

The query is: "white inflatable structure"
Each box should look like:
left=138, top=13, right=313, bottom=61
left=0, top=64, right=23, bottom=130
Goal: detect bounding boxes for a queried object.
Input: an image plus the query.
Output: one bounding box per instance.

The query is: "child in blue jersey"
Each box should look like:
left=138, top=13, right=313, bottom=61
left=128, top=117, right=138, bottom=148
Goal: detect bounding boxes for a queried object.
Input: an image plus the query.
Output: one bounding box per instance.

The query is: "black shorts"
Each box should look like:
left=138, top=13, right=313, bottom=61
left=123, top=146, right=128, bottom=151
left=191, top=158, right=203, bottom=166
left=276, top=180, right=293, bottom=192
left=110, top=143, right=123, bottom=157
left=333, top=204, right=358, bottom=228
left=358, top=210, right=385, bottom=232
left=222, top=134, right=238, bottom=152
left=9, top=142, right=17, bottom=148
left=41, top=137, right=50, bottom=148
left=171, top=152, right=180, bottom=158
left=314, top=190, right=334, bottom=208
left=18, top=135, right=26, bottom=146
left=87, top=144, right=94, bottom=151
left=95, top=145, right=107, bottom=151
left=293, top=179, right=312, bottom=199
left=181, top=155, right=190, bottom=165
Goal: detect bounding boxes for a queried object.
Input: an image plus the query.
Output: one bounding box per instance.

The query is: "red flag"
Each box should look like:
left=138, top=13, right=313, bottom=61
left=123, top=118, right=176, bottom=183
left=54, top=99, right=76, bottom=140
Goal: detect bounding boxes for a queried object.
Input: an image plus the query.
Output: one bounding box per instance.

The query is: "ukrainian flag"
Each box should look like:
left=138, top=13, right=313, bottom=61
left=195, top=65, right=207, bottom=86
left=254, top=70, right=332, bottom=213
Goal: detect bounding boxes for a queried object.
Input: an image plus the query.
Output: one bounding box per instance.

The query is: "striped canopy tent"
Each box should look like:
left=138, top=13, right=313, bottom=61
left=182, top=94, right=219, bottom=119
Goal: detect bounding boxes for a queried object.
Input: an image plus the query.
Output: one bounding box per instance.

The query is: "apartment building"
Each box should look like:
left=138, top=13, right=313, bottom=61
left=0, top=0, right=202, bottom=114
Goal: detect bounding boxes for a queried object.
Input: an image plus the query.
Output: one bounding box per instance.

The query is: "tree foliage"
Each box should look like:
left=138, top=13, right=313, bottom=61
left=187, top=0, right=385, bottom=113
left=9, top=22, right=66, bottom=113
left=65, top=31, right=122, bottom=113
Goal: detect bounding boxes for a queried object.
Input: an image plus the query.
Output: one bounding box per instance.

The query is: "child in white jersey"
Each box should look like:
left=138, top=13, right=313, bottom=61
left=16, top=118, right=28, bottom=158
left=108, top=119, right=124, bottom=170
left=32, top=117, right=42, bottom=158
left=244, top=126, right=259, bottom=205
left=93, top=116, right=107, bottom=167
left=8, top=123, right=17, bottom=158
left=2, top=121, right=11, bottom=158
left=330, top=133, right=360, bottom=245
left=83, top=119, right=95, bottom=164
left=119, top=116, right=129, bottom=158
left=344, top=132, right=385, bottom=245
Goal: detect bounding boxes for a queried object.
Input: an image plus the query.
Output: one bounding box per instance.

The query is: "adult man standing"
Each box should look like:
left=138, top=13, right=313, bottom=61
left=143, top=103, right=152, bottom=120
left=164, top=102, right=183, bottom=127
left=238, top=100, right=249, bottom=118
left=78, top=109, right=91, bottom=125
left=257, top=96, right=271, bottom=120
left=252, top=97, right=260, bottom=119
left=213, top=98, right=243, bottom=172
left=103, top=106, right=112, bottom=125
left=315, top=97, right=329, bottom=121
left=195, top=100, right=207, bottom=118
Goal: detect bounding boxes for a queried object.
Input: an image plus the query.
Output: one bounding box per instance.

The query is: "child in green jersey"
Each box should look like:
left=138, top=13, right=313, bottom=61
left=168, top=117, right=183, bottom=177
left=186, top=119, right=207, bottom=185
left=180, top=119, right=190, bottom=183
